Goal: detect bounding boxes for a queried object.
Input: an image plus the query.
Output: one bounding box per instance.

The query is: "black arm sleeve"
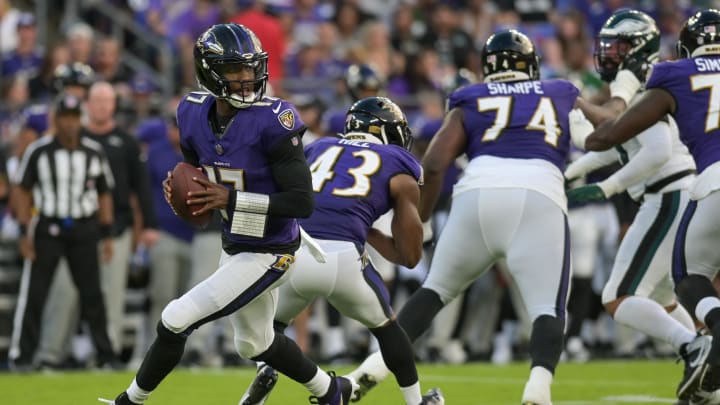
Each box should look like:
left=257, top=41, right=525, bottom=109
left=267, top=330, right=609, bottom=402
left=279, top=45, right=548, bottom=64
left=266, top=131, right=314, bottom=218
left=181, top=144, right=200, bottom=166
left=126, top=136, right=158, bottom=228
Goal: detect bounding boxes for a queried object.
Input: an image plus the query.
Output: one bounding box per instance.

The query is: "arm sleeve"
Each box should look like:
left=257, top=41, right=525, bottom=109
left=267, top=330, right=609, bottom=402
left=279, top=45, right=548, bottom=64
left=126, top=136, right=157, bottom=228
left=564, top=150, right=618, bottom=180
left=598, top=121, right=672, bottom=197
left=266, top=131, right=314, bottom=218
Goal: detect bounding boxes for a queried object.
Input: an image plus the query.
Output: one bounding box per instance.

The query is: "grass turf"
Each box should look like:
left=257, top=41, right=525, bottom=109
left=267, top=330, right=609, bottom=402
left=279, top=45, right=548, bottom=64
left=0, top=360, right=682, bottom=405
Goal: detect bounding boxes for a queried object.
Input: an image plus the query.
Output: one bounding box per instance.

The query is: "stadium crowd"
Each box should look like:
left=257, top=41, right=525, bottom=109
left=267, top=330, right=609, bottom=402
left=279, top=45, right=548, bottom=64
left=0, top=0, right=716, bottom=376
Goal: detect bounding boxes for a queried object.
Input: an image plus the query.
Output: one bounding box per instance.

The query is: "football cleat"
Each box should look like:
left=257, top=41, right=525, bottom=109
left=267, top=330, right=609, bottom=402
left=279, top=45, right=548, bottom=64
left=419, top=388, right=445, bottom=405
left=350, top=373, right=378, bottom=402
left=310, top=373, right=358, bottom=405
left=98, top=392, right=141, bottom=405
left=689, top=387, right=720, bottom=405
left=678, top=335, right=713, bottom=400
left=239, top=364, right=279, bottom=405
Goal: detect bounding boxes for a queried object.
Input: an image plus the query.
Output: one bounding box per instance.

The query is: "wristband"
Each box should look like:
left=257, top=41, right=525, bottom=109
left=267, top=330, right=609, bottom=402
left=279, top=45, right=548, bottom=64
left=99, top=224, right=112, bottom=239
left=18, top=224, right=27, bottom=237
left=230, top=191, right=269, bottom=238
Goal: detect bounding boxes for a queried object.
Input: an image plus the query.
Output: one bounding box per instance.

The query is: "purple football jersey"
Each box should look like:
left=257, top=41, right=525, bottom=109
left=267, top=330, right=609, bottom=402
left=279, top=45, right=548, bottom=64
left=646, top=57, right=720, bottom=173
left=448, top=80, right=579, bottom=170
left=177, top=92, right=305, bottom=249
left=301, top=136, right=422, bottom=247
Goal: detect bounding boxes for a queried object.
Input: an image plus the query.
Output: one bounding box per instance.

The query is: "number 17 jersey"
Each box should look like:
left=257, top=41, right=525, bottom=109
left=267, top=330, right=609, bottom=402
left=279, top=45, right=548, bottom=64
left=301, top=136, right=422, bottom=247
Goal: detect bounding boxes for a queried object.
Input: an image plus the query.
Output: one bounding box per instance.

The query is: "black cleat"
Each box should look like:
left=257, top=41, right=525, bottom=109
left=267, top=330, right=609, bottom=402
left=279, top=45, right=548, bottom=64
left=678, top=335, right=713, bottom=400
left=240, top=364, right=279, bottom=405
left=98, top=392, right=141, bottom=405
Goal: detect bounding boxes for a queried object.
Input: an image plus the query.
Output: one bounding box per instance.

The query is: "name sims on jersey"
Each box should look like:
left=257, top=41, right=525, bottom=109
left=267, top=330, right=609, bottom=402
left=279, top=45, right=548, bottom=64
left=339, top=138, right=372, bottom=148
left=487, top=81, right=544, bottom=95
left=695, top=57, right=720, bottom=72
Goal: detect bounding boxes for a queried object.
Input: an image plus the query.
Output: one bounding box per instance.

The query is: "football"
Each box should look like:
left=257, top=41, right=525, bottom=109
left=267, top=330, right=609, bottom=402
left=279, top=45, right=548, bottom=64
left=170, top=162, right=212, bottom=228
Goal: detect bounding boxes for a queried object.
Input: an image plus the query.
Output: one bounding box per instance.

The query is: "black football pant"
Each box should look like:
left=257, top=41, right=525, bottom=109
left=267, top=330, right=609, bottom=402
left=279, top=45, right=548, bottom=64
left=11, top=217, right=115, bottom=365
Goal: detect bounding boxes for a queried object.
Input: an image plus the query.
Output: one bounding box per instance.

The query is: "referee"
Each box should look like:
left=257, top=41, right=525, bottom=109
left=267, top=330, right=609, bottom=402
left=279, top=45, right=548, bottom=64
left=9, top=93, right=118, bottom=370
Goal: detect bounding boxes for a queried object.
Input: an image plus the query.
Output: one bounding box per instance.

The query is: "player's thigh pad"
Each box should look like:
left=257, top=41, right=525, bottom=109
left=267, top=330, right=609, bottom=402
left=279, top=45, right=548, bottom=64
left=676, top=191, right=720, bottom=280
left=424, top=188, right=524, bottom=304
left=603, top=191, right=688, bottom=304
left=505, top=190, right=570, bottom=322
left=161, top=251, right=290, bottom=335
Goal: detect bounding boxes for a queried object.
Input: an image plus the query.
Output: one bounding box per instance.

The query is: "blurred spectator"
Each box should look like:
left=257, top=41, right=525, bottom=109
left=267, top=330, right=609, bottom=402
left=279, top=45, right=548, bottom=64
left=231, top=1, right=288, bottom=87
left=1, top=13, right=43, bottom=79
left=27, top=43, right=71, bottom=101
left=460, top=0, right=496, bottom=49
left=169, top=0, right=221, bottom=87
left=66, top=22, right=94, bottom=65
left=0, top=75, right=29, bottom=144
left=390, top=3, right=424, bottom=58
left=133, top=114, right=194, bottom=366
left=0, top=0, right=20, bottom=54
left=93, top=37, right=133, bottom=85
left=420, top=4, right=474, bottom=70
left=350, top=21, right=393, bottom=78
left=332, top=2, right=365, bottom=61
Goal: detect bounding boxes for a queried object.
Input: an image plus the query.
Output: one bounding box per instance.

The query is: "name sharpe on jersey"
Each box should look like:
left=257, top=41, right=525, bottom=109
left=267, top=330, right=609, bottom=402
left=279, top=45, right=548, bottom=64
left=487, top=81, right=544, bottom=95
left=695, top=57, right=720, bottom=72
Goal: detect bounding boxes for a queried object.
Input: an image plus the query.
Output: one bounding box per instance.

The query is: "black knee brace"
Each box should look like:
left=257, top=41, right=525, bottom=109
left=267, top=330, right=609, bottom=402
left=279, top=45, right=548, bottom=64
left=397, top=287, right=445, bottom=342
left=371, top=320, right=418, bottom=387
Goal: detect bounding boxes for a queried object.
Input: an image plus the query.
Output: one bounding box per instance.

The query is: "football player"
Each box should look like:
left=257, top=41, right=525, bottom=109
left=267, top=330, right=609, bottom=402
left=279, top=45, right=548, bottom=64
left=101, top=23, right=356, bottom=405
left=565, top=10, right=706, bottom=401
left=347, top=29, right=592, bottom=405
left=239, top=97, right=443, bottom=405
left=576, top=9, right=720, bottom=404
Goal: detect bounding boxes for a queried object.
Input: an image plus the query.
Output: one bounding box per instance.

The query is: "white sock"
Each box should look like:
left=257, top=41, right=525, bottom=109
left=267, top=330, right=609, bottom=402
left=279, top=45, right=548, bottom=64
left=127, top=378, right=152, bottom=404
left=614, top=296, right=696, bottom=351
left=696, top=296, right=720, bottom=325
left=400, top=381, right=422, bottom=405
left=303, top=367, right=332, bottom=397
left=348, top=351, right=391, bottom=383
left=668, top=303, right=697, bottom=332
left=522, top=366, right=553, bottom=405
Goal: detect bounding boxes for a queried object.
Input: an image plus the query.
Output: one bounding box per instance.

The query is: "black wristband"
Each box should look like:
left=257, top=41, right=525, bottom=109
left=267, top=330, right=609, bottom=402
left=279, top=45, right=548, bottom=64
left=18, top=224, right=27, bottom=236
left=99, top=224, right=112, bottom=239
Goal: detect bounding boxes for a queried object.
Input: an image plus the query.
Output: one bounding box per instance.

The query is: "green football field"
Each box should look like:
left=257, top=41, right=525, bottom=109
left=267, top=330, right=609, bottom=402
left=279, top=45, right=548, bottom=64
left=0, top=360, right=683, bottom=405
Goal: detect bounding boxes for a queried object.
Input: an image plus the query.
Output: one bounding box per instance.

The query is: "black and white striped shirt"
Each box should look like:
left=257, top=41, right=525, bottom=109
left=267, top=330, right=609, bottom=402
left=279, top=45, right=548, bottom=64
left=15, top=136, right=114, bottom=219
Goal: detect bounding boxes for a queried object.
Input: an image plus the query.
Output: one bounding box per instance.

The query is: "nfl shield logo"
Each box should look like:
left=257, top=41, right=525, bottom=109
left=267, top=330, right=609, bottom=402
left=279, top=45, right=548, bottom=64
left=291, top=136, right=299, bottom=146
left=278, top=109, right=295, bottom=130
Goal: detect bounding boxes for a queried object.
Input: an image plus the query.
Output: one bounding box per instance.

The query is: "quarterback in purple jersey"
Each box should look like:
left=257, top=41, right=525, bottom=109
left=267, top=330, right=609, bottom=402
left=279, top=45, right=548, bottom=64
left=102, top=24, right=357, bottom=405
left=239, top=97, right=443, bottom=405
left=579, top=9, right=720, bottom=403
left=348, top=30, right=592, bottom=405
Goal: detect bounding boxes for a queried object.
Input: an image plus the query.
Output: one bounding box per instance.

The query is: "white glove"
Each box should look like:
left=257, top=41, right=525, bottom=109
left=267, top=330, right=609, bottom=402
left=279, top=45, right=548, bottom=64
left=597, top=176, right=623, bottom=198
left=569, top=108, right=594, bottom=149
left=422, top=220, right=433, bottom=243
left=609, top=69, right=641, bottom=107
left=300, top=227, right=327, bottom=263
